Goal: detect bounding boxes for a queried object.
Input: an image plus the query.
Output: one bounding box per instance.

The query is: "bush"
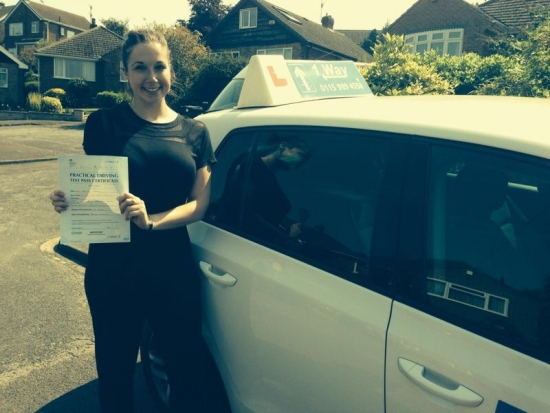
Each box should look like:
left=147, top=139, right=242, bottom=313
left=362, top=33, right=454, bottom=96
left=24, top=71, right=39, bottom=82
left=66, top=78, right=91, bottom=107
left=24, top=81, right=39, bottom=93
left=184, top=54, right=248, bottom=109
left=96, top=91, right=131, bottom=108
left=23, top=71, right=39, bottom=94
left=416, top=51, right=511, bottom=95
left=26, top=92, right=42, bottom=111
left=41, top=96, right=63, bottom=112
left=44, top=88, right=67, bottom=106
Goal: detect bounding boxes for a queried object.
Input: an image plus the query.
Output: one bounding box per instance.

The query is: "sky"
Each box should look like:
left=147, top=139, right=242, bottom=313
left=21, top=0, right=480, bottom=31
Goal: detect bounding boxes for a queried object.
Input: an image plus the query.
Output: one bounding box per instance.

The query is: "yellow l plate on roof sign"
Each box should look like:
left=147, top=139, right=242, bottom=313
left=237, top=55, right=372, bottom=108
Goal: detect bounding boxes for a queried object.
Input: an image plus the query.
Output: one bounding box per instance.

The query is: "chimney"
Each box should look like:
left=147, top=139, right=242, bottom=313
left=321, top=14, right=334, bottom=30
left=91, top=17, right=97, bottom=29
left=0, top=3, right=5, bottom=9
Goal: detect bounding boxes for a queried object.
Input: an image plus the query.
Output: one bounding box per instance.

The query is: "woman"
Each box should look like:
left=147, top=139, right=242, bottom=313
left=50, top=29, right=216, bottom=412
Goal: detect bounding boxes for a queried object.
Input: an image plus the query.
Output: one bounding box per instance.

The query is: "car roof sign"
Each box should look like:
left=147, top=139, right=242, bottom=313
left=237, top=55, right=372, bottom=108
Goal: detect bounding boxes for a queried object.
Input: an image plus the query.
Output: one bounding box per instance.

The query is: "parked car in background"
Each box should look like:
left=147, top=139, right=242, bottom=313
left=141, top=55, right=550, bottom=413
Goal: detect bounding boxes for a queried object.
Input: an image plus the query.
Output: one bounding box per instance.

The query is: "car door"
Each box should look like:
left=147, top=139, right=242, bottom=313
left=189, top=127, right=407, bottom=413
left=385, top=141, right=550, bottom=412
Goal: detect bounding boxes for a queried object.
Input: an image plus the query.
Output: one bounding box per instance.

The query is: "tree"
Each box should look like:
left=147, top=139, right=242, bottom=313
left=101, top=17, right=130, bottom=37
left=18, top=39, right=50, bottom=73
left=474, top=16, right=550, bottom=97
left=186, top=0, right=231, bottom=35
left=361, top=29, right=379, bottom=55
left=187, top=53, right=247, bottom=105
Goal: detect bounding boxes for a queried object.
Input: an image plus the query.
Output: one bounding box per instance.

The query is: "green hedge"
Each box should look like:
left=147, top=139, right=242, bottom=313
left=96, top=91, right=131, bottom=108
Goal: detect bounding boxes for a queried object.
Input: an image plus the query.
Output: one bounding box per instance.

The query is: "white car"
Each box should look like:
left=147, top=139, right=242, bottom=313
left=141, top=55, right=550, bottom=413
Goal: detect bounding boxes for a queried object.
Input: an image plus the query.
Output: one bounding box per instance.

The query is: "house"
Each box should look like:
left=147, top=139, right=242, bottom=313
left=386, top=0, right=508, bottom=56
left=0, top=44, right=27, bottom=106
left=3, top=0, right=91, bottom=56
left=205, top=0, right=370, bottom=62
left=0, top=2, right=16, bottom=45
left=387, top=0, right=550, bottom=56
left=478, top=0, right=550, bottom=32
left=34, top=26, right=125, bottom=98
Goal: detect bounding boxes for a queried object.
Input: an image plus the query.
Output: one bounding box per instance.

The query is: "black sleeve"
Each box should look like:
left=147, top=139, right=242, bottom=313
left=82, top=109, right=109, bottom=155
left=188, top=119, right=217, bottom=169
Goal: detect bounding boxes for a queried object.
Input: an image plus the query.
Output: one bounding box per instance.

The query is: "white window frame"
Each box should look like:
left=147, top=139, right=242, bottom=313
left=210, top=51, right=240, bottom=58
left=31, top=21, right=39, bottom=34
left=67, top=30, right=75, bottom=38
left=60, top=27, right=65, bottom=36
left=257, top=47, right=293, bottom=60
left=0, top=68, right=8, bottom=88
left=9, top=23, right=23, bottom=36
left=119, top=61, right=127, bottom=82
left=240, top=8, right=258, bottom=29
left=405, top=29, right=464, bottom=56
left=54, top=58, right=96, bottom=82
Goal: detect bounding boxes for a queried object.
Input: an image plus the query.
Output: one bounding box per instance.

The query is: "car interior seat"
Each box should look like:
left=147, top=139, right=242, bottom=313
left=446, top=163, right=517, bottom=278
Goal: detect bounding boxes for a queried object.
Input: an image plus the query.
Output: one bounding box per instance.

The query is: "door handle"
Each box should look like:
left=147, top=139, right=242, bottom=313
left=398, top=358, right=483, bottom=407
left=199, top=261, right=237, bottom=287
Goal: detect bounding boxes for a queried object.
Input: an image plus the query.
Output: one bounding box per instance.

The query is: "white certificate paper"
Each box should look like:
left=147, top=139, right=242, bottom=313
left=58, top=154, right=130, bottom=244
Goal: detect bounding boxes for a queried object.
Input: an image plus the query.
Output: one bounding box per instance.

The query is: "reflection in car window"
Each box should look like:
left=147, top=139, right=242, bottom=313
left=205, top=131, right=255, bottom=228
left=206, top=127, right=392, bottom=285
left=207, top=78, right=245, bottom=112
left=427, top=146, right=550, bottom=363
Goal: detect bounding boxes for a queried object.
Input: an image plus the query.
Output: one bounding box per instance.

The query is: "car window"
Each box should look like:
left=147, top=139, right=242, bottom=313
left=206, top=78, right=245, bottom=112
left=205, top=127, right=403, bottom=288
left=421, top=145, right=550, bottom=363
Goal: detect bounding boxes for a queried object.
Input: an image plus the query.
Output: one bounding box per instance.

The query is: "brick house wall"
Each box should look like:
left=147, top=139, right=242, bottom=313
left=0, top=55, right=26, bottom=107
left=388, top=0, right=506, bottom=55
left=39, top=49, right=126, bottom=98
left=101, top=47, right=126, bottom=94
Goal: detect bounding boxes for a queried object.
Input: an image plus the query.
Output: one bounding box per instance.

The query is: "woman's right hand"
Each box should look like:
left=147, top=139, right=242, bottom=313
left=50, top=190, right=68, bottom=213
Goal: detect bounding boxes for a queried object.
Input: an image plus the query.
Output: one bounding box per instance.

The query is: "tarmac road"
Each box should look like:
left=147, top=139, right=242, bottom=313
left=0, top=121, right=156, bottom=412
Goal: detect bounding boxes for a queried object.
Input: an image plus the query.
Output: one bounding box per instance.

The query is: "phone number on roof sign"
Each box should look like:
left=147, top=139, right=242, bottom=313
left=319, top=82, right=367, bottom=92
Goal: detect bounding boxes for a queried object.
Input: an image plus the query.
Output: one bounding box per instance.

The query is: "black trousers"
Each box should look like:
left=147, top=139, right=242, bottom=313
left=84, top=264, right=206, bottom=413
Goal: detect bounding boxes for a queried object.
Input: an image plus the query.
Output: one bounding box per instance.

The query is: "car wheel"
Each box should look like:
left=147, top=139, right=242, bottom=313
left=140, top=321, right=232, bottom=413
left=141, top=321, right=170, bottom=413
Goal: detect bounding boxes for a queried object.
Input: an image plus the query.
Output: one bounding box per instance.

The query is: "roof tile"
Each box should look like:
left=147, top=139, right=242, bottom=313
left=480, top=0, right=550, bottom=29
left=35, top=26, right=124, bottom=60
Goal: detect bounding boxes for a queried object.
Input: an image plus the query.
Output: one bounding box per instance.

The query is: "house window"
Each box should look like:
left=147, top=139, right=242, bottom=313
left=31, top=21, right=39, bottom=34
left=240, top=8, right=258, bottom=29
left=405, top=29, right=463, bottom=56
left=0, top=68, right=7, bottom=88
left=54, top=58, right=96, bottom=81
left=60, top=27, right=65, bottom=36
left=67, top=30, right=75, bottom=38
left=210, top=51, right=240, bottom=58
left=9, top=23, right=23, bottom=36
left=119, top=61, right=127, bottom=82
left=257, top=48, right=293, bottom=60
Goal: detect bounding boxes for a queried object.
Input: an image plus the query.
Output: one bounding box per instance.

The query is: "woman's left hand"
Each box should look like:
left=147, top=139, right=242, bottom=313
left=118, top=192, right=149, bottom=230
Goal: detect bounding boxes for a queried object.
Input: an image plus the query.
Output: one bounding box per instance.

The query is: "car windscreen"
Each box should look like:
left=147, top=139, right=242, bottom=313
left=207, top=78, right=245, bottom=112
